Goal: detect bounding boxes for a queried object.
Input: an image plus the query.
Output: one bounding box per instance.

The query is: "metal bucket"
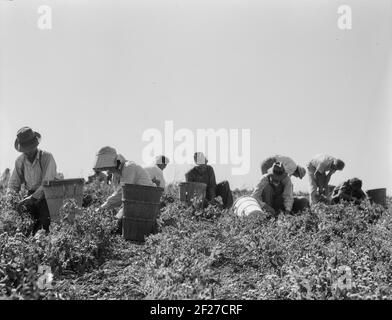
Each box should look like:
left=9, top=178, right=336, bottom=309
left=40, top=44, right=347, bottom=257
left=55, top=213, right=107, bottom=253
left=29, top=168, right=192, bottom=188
left=122, top=184, right=163, bottom=242
left=179, top=182, right=207, bottom=209
left=233, top=196, right=264, bottom=218
left=43, top=178, right=84, bottom=223
left=366, top=188, right=387, bottom=208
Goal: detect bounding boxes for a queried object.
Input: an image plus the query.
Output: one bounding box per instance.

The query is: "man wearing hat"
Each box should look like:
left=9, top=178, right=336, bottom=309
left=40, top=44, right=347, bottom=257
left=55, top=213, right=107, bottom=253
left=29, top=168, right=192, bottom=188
left=252, top=162, right=309, bottom=216
left=93, top=146, right=155, bottom=233
left=144, top=155, right=170, bottom=189
left=185, top=152, right=233, bottom=209
left=252, top=162, right=293, bottom=216
left=307, top=154, right=345, bottom=205
left=7, top=127, right=57, bottom=234
left=261, top=155, right=306, bottom=180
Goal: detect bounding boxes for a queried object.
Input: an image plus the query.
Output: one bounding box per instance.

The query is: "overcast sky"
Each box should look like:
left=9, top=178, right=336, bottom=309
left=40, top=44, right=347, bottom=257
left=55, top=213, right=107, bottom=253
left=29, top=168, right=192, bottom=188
left=0, top=0, right=391, bottom=193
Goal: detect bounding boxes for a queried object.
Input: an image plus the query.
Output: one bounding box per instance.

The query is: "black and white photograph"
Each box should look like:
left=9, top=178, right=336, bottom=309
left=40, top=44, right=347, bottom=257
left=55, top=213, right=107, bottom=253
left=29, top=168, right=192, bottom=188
left=0, top=0, right=391, bottom=308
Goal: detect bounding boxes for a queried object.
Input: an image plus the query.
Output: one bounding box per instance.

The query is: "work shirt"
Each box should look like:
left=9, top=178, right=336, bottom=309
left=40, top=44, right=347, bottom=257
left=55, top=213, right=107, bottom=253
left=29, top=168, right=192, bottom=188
left=101, top=161, right=155, bottom=210
left=307, top=154, right=336, bottom=174
left=7, top=149, right=57, bottom=200
left=271, top=155, right=298, bottom=176
left=144, top=165, right=166, bottom=188
left=185, top=165, right=217, bottom=201
left=251, top=173, right=294, bottom=211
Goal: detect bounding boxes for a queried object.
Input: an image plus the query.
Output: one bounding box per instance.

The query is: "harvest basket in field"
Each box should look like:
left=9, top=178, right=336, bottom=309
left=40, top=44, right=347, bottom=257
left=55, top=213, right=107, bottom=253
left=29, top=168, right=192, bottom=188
left=179, top=182, right=207, bottom=209
left=366, top=188, right=387, bottom=208
left=43, top=178, right=84, bottom=222
left=122, top=184, right=164, bottom=242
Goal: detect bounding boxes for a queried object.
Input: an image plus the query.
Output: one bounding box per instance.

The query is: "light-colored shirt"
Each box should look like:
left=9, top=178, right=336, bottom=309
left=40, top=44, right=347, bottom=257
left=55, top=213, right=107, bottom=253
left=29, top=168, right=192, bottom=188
left=307, top=154, right=336, bottom=174
left=272, top=155, right=298, bottom=176
left=7, top=149, right=57, bottom=200
left=251, top=173, right=294, bottom=211
left=144, top=165, right=166, bottom=188
left=101, top=160, right=155, bottom=210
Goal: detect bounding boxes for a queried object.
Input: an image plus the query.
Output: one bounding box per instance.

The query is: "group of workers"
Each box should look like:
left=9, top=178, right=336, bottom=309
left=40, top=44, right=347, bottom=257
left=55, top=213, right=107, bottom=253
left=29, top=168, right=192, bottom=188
left=3, top=126, right=368, bottom=234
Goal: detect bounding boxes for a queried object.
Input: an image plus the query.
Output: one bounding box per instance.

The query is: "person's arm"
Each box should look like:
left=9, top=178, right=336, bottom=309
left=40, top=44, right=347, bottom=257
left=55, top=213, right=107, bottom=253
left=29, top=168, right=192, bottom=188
left=357, top=189, right=368, bottom=200
left=251, top=176, right=268, bottom=203
left=101, top=187, right=123, bottom=210
left=102, top=163, right=140, bottom=210
left=31, top=153, right=57, bottom=200
left=207, top=166, right=217, bottom=200
left=185, top=169, right=193, bottom=182
left=282, top=176, right=294, bottom=212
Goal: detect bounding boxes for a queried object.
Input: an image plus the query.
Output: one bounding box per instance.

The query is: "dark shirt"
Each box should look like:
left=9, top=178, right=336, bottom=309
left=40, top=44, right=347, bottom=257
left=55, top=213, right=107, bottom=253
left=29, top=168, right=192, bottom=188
left=332, top=180, right=367, bottom=202
left=185, top=165, right=217, bottom=201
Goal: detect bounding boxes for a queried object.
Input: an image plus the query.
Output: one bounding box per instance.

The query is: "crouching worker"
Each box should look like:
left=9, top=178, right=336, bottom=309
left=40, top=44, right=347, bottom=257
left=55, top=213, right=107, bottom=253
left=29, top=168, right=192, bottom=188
left=307, top=154, right=345, bottom=205
left=7, top=127, right=57, bottom=235
left=185, top=152, right=233, bottom=209
left=251, top=162, right=308, bottom=216
left=261, top=155, right=306, bottom=180
left=331, top=178, right=367, bottom=205
left=93, top=146, right=155, bottom=234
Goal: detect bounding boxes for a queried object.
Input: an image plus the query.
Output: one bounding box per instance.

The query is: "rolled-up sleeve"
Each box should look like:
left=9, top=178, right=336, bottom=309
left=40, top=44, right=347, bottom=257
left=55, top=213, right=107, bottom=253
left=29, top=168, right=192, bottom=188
left=31, top=153, right=57, bottom=200
left=251, top=176, right=269, bottom=205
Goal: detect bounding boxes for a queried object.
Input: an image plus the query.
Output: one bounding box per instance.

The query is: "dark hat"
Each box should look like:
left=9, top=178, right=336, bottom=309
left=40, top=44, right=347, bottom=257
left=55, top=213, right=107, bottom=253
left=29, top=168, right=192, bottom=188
left=14, top=127, right=41, bottom=153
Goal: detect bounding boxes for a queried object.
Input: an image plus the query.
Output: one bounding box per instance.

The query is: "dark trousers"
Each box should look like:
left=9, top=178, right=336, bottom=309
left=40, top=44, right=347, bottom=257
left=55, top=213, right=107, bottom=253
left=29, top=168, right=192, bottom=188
left=216, top=181, right=234, bottom=209
left=262, top=182, right=285, bottom=212
left=26, top=191, right=51, bottom=234
left=261, top=183, right=309, bottom=214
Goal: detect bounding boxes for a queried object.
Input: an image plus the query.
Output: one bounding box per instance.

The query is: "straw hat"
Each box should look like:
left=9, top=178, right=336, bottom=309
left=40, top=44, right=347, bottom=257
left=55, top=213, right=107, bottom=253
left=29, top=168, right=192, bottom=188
left=93, top=146, right=123, bottom=170
left=14, top=127, right=41, bottom=153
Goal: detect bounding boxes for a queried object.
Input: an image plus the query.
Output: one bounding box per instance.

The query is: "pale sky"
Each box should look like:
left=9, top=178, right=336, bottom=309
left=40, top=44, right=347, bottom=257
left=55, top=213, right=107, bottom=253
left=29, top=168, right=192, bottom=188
left=0, top=0, right=391, bottom=193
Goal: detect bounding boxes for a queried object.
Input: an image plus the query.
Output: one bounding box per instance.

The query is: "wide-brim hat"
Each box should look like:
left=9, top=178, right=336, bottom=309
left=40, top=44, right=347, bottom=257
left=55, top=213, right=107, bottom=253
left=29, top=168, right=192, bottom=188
left=93, top=146, right=118, bottom=170
left=14, top=127, right=41, bottom=153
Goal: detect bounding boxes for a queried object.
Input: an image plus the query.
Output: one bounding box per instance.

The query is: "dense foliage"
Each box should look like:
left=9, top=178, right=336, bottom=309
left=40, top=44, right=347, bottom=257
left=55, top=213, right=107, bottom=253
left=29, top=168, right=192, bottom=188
left=0, top=182, right=391, bottom=300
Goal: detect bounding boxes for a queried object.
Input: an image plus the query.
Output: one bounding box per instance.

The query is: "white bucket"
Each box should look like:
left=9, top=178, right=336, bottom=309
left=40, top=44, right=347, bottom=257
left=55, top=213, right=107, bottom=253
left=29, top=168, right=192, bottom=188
left=233, top=196, right=264, bottom=218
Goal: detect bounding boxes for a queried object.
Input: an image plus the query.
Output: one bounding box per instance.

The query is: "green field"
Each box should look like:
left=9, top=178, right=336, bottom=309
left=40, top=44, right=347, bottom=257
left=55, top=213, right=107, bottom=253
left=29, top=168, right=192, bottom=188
left=0, top=182, right=391, bottom=300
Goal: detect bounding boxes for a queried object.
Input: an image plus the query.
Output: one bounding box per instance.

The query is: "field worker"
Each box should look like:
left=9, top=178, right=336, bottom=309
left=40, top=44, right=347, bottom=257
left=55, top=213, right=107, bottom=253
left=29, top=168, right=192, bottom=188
left=185, top=152, right=233, bottom=209
left=93, top=146, right=155, bottom=234
left=261, top=155, right=306, bottom=180
left=307, top=154, right=345, bottom=205
left=144, top=155, right=170, bottom=188
left=0, top=168, right=10, bottom=191
left=331, top=178, right=368, bottom=205
left=7, top=127, right=57, bottom=234
left=252, top=162, right=295, bottom=216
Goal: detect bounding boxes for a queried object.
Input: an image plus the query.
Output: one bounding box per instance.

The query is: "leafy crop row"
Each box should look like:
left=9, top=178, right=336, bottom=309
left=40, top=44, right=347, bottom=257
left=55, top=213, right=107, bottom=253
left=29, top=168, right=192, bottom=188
left=0, top=183, right=391, bottom=300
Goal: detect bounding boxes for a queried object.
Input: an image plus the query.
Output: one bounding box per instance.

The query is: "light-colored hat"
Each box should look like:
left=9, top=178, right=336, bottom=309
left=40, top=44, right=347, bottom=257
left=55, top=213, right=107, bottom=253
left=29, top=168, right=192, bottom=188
left=93, top=146, right=123, bottom=170
left=297, top=166, right=306, bottom=179
left=194, top=152, right=207, bottom=165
